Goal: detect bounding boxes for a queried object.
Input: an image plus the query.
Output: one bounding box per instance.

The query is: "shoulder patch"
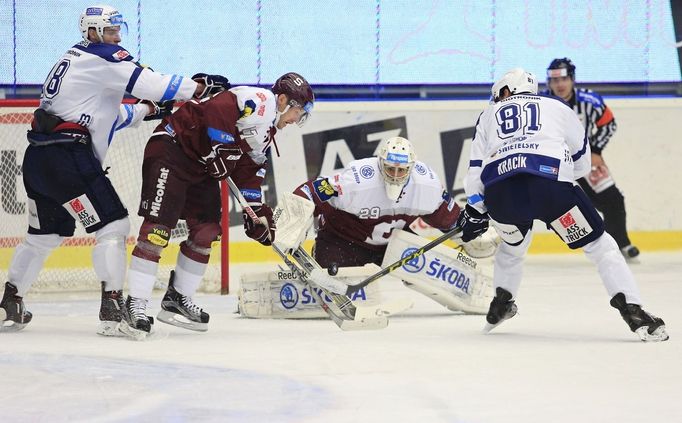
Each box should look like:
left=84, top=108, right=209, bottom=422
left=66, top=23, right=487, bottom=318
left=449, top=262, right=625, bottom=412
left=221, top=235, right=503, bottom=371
left=240, top=99, right=256, bottom=119
left=414, top=163, right=427, bottom=175
left=112, top=49, right=130, bottom=61
left=312, top=178, right=339, bottom=202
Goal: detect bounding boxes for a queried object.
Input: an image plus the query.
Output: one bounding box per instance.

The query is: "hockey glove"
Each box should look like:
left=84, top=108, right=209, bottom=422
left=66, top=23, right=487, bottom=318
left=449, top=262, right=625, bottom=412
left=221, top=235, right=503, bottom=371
left=206, top=142, right=243, bottom=180
left=243, top=205, right=276, bottom=246
left=457, top=204, right=490, bottom=242
left=192, top=73, right=231, bottom=99
left=140, top=99, right=175, bottom=121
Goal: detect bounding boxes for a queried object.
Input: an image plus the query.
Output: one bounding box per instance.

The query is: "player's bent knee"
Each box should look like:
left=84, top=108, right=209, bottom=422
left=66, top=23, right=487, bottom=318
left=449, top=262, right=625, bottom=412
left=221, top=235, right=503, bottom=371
left=180, top=223, right=220, bottom=263
left=189, top=223, right=221, bottom=248
left=95, top=217, right=130, bottom=240
left=133, top=222, right=172, bottom=261
left=25, top=233, right=64, bottom=252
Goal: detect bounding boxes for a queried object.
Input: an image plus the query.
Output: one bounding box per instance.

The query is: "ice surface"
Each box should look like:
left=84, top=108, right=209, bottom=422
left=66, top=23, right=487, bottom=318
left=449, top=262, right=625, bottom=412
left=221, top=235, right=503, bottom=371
left=1, top=252, right=681, bottom=422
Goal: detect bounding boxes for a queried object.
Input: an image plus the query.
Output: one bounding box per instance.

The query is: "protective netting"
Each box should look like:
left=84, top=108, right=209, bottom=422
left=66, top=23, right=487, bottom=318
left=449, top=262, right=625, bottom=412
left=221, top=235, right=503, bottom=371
left=0, top=104, right=223, bottom=293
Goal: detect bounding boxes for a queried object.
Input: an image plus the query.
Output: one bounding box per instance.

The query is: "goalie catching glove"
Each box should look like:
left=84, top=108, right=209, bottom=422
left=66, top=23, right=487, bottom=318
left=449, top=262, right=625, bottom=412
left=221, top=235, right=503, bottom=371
left=243, top=204, right=276, bottom=246
left=192, top=73, right=231, bottom=99
left=457, top=204, right=490, bottom=242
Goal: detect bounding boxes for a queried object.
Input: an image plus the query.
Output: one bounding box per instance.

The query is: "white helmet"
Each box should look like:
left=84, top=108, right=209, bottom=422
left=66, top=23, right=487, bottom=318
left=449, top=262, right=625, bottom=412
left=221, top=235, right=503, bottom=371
left=491, top=68, right=538, bottom=102
left=377, top=137, right=416, bottom=201
left=79, top=5, right=126, bottom=41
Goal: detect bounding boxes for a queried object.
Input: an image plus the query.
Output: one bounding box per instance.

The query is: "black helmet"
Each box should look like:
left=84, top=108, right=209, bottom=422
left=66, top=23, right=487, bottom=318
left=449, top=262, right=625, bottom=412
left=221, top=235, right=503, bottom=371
left=547, top=57, right=576, bottom=80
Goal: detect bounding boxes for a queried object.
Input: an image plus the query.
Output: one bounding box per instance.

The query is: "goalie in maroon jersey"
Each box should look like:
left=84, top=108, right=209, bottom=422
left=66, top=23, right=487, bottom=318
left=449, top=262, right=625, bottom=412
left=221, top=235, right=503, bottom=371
left=293, top=137, right=462, bottom=269
left=120, top=73, right=314, bottom=339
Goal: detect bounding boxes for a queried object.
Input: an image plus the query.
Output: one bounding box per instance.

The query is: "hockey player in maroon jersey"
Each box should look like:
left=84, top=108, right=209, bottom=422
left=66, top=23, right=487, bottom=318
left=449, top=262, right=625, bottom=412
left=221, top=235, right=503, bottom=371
left=120, top=73, right=314, bottom=339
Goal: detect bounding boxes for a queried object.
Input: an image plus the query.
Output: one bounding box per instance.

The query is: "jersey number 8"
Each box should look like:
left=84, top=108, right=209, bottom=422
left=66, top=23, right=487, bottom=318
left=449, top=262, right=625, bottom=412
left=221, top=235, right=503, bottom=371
left=44, top=59, right=71, bottom=99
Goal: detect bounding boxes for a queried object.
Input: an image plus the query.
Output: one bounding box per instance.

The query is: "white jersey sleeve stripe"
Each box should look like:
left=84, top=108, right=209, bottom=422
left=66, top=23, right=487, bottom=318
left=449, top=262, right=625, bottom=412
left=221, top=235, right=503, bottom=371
left=160, top=75, right=184, bottom=102
left=125, top=66, right=143, bottom=93
left=115, top=104, right=134, bottom=130
left=571, top=135, right=588, bottom=162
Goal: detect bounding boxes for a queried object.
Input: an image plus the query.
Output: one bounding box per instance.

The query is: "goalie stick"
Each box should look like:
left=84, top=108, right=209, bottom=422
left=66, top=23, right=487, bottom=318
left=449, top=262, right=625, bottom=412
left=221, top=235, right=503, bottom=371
left=344, top=226, right=463, bottom=296
left=226, top=177, right=389, bottom=330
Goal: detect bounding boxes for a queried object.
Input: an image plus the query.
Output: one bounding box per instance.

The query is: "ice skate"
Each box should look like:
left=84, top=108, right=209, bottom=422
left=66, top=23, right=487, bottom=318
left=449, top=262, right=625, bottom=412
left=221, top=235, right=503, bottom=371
left=157, top=271, right=209, bottom=332
left=483, top=287, right=518, bottom=333
left=97, top=282, right=126, bottom=336
left=0, top=282, right=32, bottom=332
left=119, top=296, right=154, bottom=341
left=610, top=293, right=668, bottom=342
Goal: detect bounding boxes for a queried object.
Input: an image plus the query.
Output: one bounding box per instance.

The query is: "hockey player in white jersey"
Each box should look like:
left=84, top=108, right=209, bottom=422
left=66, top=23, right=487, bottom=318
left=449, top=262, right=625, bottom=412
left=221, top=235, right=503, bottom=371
left=291, top=137, right=488, bottom=312
left=0, top=4, right=229, bottom=334
left=458, top=67, right=668, bottom=341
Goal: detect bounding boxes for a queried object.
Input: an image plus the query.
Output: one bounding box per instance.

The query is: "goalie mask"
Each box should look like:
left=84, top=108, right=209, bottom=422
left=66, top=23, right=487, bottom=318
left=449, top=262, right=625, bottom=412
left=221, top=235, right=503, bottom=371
left=378, top=137, right=416, bottom=201
left=491, top=68, right=538, bottom=103
left=272, top=72, right=314, bottom=127
left=79, top=5, right=128, bottom=42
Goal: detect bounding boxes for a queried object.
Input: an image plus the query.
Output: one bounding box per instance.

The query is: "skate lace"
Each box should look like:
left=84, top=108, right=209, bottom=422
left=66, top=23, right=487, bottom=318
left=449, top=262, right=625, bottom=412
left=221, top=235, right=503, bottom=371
left=129, top=297, right=149, bottom=320
left=181, top=295, right=203, bottom=315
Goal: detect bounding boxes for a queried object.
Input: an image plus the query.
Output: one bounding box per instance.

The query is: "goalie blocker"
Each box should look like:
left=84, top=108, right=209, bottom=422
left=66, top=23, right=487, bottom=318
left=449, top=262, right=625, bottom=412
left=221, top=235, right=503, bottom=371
left=382, top=230, right=493, bottom=314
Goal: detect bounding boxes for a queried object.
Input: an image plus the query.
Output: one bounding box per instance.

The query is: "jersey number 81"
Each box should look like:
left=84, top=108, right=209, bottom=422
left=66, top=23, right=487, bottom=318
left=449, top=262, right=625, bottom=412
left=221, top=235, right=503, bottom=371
left=495, top=102, right=541, bottom=139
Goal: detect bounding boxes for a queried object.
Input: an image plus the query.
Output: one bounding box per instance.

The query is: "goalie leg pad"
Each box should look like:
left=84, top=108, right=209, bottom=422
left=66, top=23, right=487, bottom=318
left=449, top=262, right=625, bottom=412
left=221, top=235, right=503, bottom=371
left=238, top=267, right=383, bottom=319
left=383, top=229, right=493, bottom=314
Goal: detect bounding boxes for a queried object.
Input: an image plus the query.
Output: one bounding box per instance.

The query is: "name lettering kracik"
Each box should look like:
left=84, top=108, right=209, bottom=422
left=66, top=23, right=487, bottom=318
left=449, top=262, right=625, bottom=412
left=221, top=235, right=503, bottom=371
left=497, top=155, right=527, bottom=175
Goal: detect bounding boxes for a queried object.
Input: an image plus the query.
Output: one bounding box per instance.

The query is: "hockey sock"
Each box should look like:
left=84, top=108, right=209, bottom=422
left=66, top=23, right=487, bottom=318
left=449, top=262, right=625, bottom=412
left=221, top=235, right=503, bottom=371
left=583, top=233, right=642, bottom=304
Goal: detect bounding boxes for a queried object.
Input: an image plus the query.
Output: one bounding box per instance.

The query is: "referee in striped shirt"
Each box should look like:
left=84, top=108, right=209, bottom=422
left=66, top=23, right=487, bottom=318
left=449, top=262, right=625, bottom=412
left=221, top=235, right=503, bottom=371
left=545, top=58, right=639, bottom=260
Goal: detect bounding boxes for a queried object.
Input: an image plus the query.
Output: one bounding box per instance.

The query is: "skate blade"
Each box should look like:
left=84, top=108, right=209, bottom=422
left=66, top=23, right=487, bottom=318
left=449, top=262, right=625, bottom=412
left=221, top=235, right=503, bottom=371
left=354, top=299, right=414, bottom=320
left=157, top=310, right=208, bottom=332
left=482, top=322, right=501, bottom=334
left=97, top=321, right=126, bottom=337
left=635, top=325, right=670, bottom=342
left=118, top=321, right=154, bottom=341
left=0, top=320, right=28, bottom=332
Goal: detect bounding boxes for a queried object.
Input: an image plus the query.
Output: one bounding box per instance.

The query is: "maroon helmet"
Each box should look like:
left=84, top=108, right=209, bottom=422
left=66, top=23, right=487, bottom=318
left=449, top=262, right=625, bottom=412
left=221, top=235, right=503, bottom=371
left=272, top=72, right=314, bottom=125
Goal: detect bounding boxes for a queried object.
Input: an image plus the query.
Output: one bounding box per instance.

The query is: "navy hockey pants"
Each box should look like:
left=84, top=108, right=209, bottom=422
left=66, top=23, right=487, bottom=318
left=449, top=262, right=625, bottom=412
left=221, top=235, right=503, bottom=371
left=485, top=174, right=605, bottom=249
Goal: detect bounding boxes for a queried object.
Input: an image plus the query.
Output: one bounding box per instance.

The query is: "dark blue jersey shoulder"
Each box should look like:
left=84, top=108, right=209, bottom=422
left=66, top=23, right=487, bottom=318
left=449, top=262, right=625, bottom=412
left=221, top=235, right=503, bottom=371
left=72, top=41, right=135, bottom=63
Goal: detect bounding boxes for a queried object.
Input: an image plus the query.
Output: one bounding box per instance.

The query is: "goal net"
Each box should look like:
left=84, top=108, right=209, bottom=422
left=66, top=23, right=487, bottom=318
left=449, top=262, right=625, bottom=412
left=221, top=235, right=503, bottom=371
left=0, top=100, right=228, bottom=294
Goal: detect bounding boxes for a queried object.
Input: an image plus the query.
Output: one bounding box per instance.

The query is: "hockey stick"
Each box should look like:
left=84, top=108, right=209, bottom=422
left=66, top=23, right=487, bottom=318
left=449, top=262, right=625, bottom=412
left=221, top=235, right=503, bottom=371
left=225, top=177, right=387, bottom=330
left=344, top=226, right=463, bottom=296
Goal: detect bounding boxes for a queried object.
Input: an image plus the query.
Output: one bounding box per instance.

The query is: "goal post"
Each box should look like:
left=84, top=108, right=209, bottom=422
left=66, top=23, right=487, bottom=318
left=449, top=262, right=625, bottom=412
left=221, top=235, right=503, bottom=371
left=0, top=99, right=230, bottom=294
